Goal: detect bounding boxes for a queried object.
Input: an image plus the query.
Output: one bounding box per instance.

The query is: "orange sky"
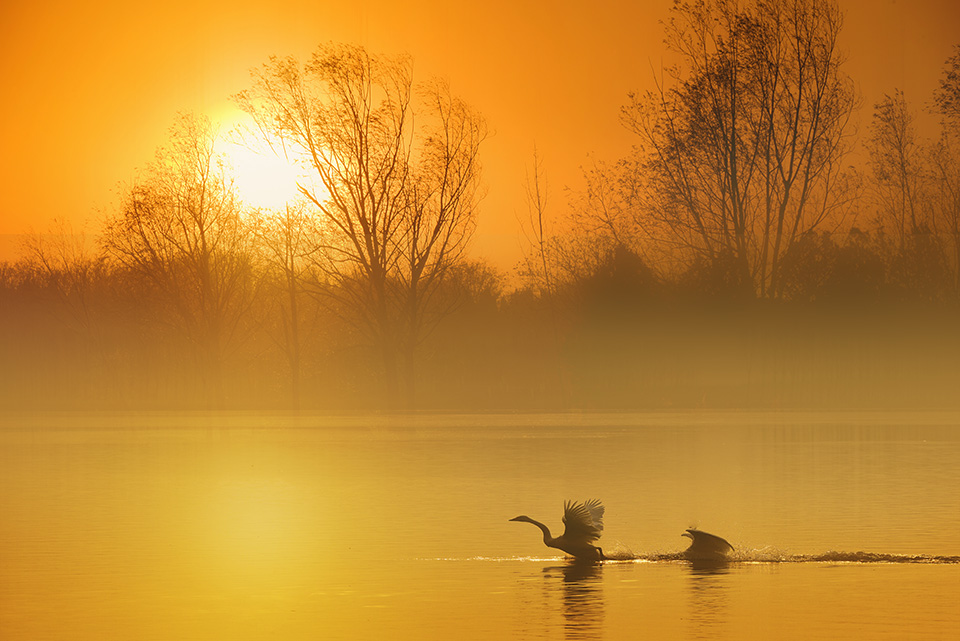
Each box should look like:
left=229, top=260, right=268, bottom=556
left=1, top=0, right=958, bottom=267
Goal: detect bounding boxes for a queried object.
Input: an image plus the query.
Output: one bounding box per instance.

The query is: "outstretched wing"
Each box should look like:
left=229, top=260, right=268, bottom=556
left=685, top=529, right=733, bottom=553
left=562, top=499, right=604, bottom=543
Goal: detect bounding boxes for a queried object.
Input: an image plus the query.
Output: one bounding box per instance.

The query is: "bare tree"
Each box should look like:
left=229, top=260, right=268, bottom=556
left=928, top=138, right=960, bottom=295
left=398, top=80, right=487, bottom=401
left=102, top=113, right=256, bottom=406
left=236, top=44, right=486, bottom=405
left=517, top=146, right=555, bottom=295
left=565, top=155, right=665, bottom=276
left=622, top=0, right=857, bottom=297
left=572, top=159, right=637, bottom=248
left=22, top=219, right=102, bottom=335
left=931, top=45, right=960, bottom=294
left=934, top=45, right=960, bottom=126
left=251, top=202, right=322, bottom=408
left=866, top=90, right=930, bottom=249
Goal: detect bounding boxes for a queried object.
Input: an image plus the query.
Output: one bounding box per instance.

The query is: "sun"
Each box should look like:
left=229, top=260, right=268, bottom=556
left=215, top=134, right=303, bottom=211
left=211, top=107, right=331, bottom=212
left=209, top=108, right=307, bottom=211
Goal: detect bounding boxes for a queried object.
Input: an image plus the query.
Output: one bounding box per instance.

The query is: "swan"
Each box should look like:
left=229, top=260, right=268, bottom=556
left=510, top=499, right=606, bottom=561
left=682, top=528, right=734, bottom=561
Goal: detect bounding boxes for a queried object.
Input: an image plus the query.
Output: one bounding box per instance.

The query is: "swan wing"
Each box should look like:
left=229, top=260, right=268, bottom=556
left=684, top=529, right=733, bottom=555
left=562, top=499, right=604, bottom=543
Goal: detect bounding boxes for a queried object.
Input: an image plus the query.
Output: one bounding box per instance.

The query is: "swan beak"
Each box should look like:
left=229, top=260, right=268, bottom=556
left=682, top=531, right=693, bottom=540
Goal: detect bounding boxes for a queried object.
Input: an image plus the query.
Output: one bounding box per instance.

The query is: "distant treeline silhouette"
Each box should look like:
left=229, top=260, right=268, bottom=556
left=3, top=229, right=959, bottom=411
left=2, top=2, right=959, bottom=411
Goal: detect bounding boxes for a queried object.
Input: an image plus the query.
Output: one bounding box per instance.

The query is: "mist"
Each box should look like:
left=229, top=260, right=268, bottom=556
left=2, top=1, right=959, bottom=413
left=3, top=240, right=959, bottom=412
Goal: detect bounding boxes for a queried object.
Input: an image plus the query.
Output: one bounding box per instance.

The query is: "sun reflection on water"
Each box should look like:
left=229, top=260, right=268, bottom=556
left=207, top=477, right=304, bottom=565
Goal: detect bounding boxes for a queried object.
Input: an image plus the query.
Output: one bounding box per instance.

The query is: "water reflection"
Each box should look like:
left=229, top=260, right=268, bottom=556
left=4, top=412, right=960, bottom=640
left=542, top=560, right=605, bottom=640
left=684, top=561, right=730, bottom=639
left=687, top=559, right=732, bottom=574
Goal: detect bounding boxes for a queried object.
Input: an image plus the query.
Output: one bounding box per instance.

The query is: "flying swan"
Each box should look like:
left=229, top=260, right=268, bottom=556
left=510, top=499, right=606, bottom=561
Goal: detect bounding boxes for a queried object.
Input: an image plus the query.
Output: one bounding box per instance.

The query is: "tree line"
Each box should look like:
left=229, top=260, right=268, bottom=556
left=521, top=0, right=960, bottom=304
left=2, top=2, right=959, bottom=411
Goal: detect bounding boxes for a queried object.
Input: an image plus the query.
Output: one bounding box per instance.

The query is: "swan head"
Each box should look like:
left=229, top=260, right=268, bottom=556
left=509, top=515, right=533, bottom=523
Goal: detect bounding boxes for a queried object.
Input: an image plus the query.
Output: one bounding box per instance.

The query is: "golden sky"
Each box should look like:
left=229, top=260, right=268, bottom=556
left=1, top=0, right=958, bottom=266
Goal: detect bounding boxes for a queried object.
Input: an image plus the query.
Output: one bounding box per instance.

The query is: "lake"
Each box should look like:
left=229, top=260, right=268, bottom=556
left=1, top=411, right=958, bottom=640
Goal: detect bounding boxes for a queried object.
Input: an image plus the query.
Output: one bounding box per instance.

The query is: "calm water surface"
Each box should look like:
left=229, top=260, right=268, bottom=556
left=1, top=411, right=958, bottom=640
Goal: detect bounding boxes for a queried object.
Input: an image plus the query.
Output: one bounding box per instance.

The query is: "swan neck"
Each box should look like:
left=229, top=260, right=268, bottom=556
left=527, top=518, right=552, bottom=544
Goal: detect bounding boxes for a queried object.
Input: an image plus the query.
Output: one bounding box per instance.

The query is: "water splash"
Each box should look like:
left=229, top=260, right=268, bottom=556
left=427, top=550, right=960, bottom=564
left=599, top=543, right=638, bottom=561
left=632, top=549, right=960, bottom=564
left=791, top=551, right=960, bottom=564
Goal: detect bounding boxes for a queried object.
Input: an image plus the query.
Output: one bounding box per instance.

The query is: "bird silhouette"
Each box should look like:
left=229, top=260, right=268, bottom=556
left=682, top=528, right=734, bottom=562
left=510, top=499, right=606, bottom=561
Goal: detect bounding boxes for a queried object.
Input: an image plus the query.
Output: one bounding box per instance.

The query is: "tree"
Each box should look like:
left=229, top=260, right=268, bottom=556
left=569, top=158, right=647, bottom=253
left=517, top=147, right=555, bottom=295
left=866, top=90, right=953, bottom=300
left=931, top=45, right=960, bottom=294
left=22, top=219, right=102, bottom=336
left=396, top=80, right=486, bottom=400
left=866, top=90, right=929, bottom=250
left=251, top=202, right=322, bottom=409
left=934, top=45, right=960, bottom=126
left=621, top=0, right=857, bottom=298
left=236, top=44, right=486, bottom=405
left=563, top=155, right=662, bottom=286
left=102, top=114, right=256, bottom=406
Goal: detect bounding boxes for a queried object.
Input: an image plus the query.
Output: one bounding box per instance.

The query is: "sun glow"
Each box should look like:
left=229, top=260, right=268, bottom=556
left=211, top=108, right=316, bottom=211
left=216, top=136, right=304, bottom=211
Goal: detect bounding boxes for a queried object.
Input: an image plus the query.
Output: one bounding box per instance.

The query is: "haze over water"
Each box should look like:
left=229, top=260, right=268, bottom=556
left=2, top=411, right=958, bottom=640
